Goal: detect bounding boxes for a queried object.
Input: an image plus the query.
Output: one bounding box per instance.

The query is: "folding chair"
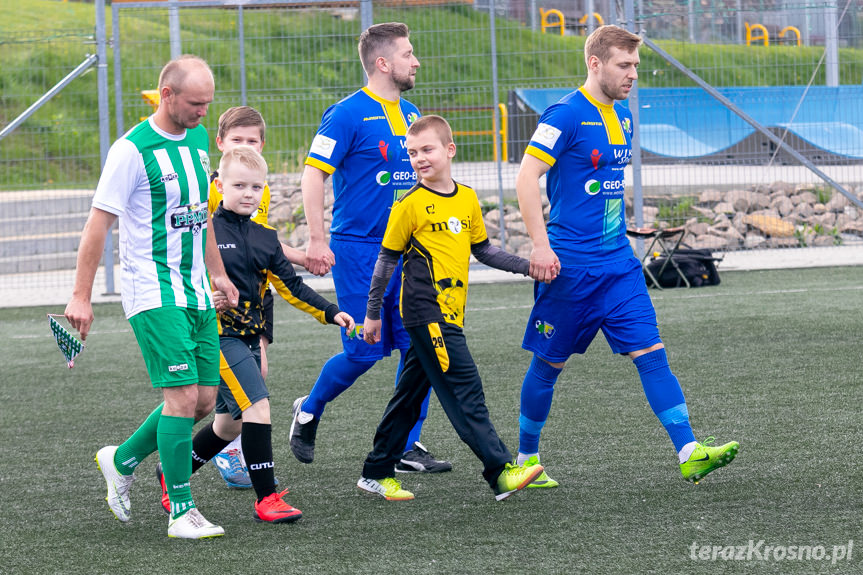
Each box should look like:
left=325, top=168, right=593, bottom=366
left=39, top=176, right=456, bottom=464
left=626, top=226, right=689, bottom=289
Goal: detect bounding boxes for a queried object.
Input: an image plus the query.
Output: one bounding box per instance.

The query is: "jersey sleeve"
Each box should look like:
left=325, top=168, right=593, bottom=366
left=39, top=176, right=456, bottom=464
left=267, top=235, right=337, bottom=324
left=304, top=103, right=354, bottom=175
left=251, top=183, right=271, bottom=226
left=92, top=139, right=143, bottom=216
left=207, top=178, right=221, bottom=214
left=524, top=103, right=576, bottom=168
left=380, top=195, right=414, bottom=253
left=468, top=188, right=488, bottom=245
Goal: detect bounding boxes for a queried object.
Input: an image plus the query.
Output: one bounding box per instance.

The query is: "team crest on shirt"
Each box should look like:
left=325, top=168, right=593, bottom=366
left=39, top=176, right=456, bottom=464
left=621, top=117, right=632, bottom=135
left=198, top=150, right=211, bottom=174
left=535, top=319, right=555, bottom=339
left=407, top=112, right=419, bottom=125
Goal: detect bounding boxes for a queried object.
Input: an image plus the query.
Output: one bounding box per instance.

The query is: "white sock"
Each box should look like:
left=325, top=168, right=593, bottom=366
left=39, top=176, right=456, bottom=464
left=678, top=441, right=698, bottom=464
left=224, top=435, right=242, bottom=453
left=517, top=452, right=539, bottom=466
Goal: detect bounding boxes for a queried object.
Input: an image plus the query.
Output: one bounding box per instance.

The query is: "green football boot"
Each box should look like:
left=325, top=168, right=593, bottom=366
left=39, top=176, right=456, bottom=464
left=680, top=437, right=739, bottom=484
left=522, top=455, right=559, bottom=489
left=494, top=462, right=544, bottom=501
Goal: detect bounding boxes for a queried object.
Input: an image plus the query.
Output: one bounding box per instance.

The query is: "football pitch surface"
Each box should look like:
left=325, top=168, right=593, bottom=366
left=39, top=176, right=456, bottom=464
left=2, top=267, right=861, bottom=574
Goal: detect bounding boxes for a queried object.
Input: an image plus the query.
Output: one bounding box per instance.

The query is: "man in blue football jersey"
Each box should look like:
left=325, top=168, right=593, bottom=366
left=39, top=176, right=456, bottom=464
left=291, top=22, right=452, bottom=473
left=515, top=25, right=739, bottom=487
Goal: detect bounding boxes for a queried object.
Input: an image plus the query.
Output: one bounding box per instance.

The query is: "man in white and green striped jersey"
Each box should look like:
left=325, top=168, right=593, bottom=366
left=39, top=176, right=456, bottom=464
left=65, top=55, right=239, bottom=540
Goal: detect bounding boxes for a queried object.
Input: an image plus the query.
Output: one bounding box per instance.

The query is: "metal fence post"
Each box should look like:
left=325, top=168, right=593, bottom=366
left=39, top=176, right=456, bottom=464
left=489, top=0, right=506, bottom=250
left=113, top=2, right=124, bottom=140
left=96, top=0, right=116, bottom=294
left=824, top=1, right=839, bottom=86
left=625, top=0, right=645, bottom=257
left=239, top=5, right=247, bottom=106
left=169, top=4, right=182, bottom=59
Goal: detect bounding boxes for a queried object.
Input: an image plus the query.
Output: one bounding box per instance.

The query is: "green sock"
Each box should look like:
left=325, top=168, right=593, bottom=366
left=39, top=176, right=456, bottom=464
left=157, top=414, right=195, bottom=519
left=114, top=403, right=163, bottom=475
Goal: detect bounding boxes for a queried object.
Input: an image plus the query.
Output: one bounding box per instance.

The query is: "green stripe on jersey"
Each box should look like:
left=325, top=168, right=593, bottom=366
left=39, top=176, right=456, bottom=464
left=124, top=121, right=211, bottom=310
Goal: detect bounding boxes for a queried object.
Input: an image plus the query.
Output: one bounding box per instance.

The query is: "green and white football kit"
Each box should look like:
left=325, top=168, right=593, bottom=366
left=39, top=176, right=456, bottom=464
left=93, top=116, right=220, bottom=527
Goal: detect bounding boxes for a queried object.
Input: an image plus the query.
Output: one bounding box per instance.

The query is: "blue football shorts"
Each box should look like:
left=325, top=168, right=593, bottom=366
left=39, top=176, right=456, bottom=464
left=215, top=336, right=268, bottom=420
left=330, top=236, right=410, bottom=361
left=522, top=256, right=661, bottom=362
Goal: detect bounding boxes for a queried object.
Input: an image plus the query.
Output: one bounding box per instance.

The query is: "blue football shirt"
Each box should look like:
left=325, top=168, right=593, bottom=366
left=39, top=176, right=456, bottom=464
left=305, top=87, right=420, bottom=241
left=524, top=87, right=634, bottom=266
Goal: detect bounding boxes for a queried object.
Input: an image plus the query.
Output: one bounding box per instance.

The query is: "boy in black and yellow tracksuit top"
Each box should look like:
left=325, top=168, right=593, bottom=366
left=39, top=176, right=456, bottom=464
left=169, top=145, right=354, bottom=524
left=356, top=116, right=544, bottom=502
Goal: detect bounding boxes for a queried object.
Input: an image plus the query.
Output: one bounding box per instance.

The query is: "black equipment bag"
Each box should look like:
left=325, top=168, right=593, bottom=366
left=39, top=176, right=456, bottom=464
left=645, top=248, right=721, bottom=288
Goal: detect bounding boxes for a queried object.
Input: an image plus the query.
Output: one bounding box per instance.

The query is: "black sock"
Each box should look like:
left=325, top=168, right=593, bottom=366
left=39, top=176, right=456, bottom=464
left=241, top=422, right=275, bottom=502
left=191, top=422, right=232, bottom=474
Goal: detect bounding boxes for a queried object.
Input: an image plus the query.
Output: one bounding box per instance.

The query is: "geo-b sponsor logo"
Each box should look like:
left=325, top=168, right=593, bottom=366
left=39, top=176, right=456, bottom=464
left=584, top=179, right=625, bottom=195
left=376, top=170, right=417, bottom=186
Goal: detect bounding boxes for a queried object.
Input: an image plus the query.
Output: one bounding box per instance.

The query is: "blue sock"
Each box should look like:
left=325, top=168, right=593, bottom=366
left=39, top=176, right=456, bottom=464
left=518, top=355, right=563, bottom=454
left=633, top=348, right=696, bottom=452
left=303, top=353, right=376, bottom=418
left=399, top=352, right=431, bottom=452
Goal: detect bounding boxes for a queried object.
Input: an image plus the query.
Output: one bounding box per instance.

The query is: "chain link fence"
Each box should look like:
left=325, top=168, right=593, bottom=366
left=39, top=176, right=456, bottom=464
left=1, top=0, right=861, bottom=303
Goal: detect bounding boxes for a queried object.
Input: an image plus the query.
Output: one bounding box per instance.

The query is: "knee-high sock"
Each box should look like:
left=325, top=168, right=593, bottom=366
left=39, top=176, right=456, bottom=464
left=633, top=348, right=696, bottom=452
left=518, top=356, right=563, bottom=455
left=158, top=414, right=195, bottom=519
left=191, top=422, right=232, bottom=474
left=114, top=403, right=163, bottom=475
left=241, top=422, right=275, bottom=502
left=303, top=353, right=376, bottom=417
left=401, top=352, right=431, bottom=452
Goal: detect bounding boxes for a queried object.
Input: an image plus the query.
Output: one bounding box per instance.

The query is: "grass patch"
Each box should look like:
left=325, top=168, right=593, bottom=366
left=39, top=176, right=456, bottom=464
left=2, top=267, right=862, bottom=573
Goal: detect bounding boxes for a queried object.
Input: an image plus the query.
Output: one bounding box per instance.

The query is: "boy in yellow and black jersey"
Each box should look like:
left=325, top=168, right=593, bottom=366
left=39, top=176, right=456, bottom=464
left=357, top=116, right=545, bottom=502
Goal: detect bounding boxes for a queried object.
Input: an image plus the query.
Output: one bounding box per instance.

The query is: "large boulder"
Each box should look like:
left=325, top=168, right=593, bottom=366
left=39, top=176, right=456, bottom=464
left=743, top=214, right=795, bottom=237
left=698, top=189, right=724, bottom=204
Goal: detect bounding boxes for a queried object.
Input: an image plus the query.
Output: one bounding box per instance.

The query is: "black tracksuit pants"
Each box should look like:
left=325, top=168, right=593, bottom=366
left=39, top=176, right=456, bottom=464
left=362, top=321, right=511, bottom=488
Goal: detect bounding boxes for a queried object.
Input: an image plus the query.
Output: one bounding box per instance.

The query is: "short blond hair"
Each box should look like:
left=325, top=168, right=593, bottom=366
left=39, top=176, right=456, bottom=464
left=406, top=115, right=453, bottom=146
left=584, top=25, right=642, bottom=65
left=218, top=145, right=268, bottom=179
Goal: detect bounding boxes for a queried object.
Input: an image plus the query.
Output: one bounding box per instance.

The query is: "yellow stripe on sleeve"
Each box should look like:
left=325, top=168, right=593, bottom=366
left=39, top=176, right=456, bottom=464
left=304, top=156, right=336, bottom=175
left=268, top=272, right=328, bottom=324
left=525, top=145, right=557, bottom=167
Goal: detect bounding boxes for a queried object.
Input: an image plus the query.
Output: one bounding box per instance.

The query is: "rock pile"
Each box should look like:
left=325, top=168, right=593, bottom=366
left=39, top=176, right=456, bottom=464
left=655, top=182, right=863, bottom=250
left=269, top=175, right=863, bottom=257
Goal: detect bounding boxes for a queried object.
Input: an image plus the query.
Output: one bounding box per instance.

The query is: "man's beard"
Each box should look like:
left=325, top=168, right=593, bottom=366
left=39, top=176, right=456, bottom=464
left=393, top=71, right=415, bottom=93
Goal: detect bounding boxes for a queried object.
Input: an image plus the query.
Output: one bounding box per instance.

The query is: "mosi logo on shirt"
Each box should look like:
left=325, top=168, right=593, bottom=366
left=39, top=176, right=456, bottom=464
left=171, top=203, right=208, bottom=236
left=431, top=216, right=471, bottom=234
left=160, top=173, right=179, bottom=183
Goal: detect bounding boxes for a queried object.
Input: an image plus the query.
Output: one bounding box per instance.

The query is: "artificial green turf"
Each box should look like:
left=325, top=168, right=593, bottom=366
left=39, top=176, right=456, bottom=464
left=1, top=267, right=861, bottom=574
